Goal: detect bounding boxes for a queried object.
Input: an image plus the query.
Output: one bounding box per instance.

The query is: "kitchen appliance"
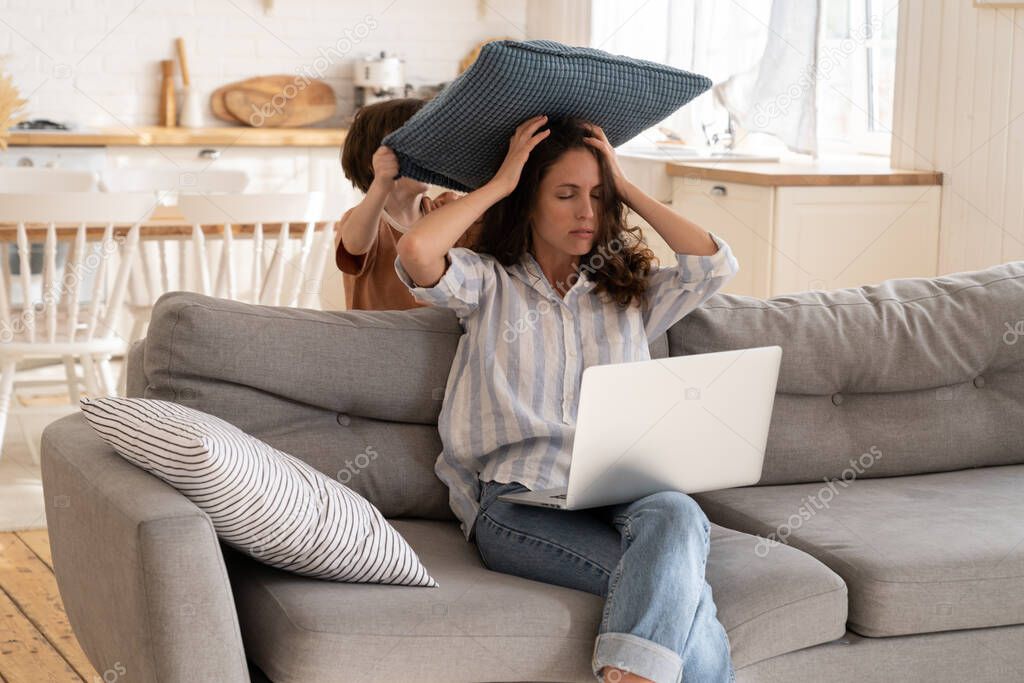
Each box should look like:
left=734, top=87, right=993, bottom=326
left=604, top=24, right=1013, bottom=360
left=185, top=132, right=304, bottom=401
left=13, top=119, right=71, bottom=131
left=353, top=52, right=408, bottom=109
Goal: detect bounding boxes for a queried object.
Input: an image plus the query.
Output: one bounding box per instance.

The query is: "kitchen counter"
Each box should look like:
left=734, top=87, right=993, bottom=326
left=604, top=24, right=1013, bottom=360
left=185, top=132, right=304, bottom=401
left=669, top=156, right=944, bottom=299
left=8, top=126, right=347, bottom=147
left=666, top=159, right=943, bottom=187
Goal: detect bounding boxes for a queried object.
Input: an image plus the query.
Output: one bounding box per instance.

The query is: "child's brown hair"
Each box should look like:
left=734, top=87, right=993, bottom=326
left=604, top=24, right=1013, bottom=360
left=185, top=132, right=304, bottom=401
left=340, top=98, right=425, bottom=193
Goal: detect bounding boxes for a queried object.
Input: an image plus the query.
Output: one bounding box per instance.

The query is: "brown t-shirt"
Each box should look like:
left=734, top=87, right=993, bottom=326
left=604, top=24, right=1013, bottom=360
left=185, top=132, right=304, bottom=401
left=335, top=196, right=480, bottom=311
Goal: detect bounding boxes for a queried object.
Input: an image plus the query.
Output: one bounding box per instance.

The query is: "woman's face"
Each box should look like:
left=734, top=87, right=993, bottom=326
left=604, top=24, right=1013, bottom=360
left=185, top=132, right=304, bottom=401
left=529, top=148, right=603, bottom=259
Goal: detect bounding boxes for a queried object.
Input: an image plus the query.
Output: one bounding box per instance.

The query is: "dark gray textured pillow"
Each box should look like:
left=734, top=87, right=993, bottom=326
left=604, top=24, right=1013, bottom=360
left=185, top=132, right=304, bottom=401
left=382, top=39, right=712, bottom=191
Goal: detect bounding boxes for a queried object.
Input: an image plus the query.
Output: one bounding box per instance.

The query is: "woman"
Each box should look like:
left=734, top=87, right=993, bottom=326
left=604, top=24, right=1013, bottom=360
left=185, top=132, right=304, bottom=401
left=395, top=115, right=739, bottom=683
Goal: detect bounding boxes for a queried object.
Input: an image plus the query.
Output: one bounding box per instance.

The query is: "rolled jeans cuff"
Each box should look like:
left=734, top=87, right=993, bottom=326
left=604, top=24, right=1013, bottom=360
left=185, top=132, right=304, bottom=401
left=592, top=632, right=683, bottom=683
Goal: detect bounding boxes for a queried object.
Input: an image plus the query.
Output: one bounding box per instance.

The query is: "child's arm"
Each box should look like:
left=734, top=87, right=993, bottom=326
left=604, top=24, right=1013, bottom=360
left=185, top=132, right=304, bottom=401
left=335, top=146, right=399, bottom=257
left=397, top=115, right=550, bottom=288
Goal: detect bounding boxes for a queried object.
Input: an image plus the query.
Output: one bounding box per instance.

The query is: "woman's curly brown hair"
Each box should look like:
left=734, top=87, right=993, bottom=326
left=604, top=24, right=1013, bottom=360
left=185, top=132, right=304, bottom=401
left=473, top=116, right=657, bottom=309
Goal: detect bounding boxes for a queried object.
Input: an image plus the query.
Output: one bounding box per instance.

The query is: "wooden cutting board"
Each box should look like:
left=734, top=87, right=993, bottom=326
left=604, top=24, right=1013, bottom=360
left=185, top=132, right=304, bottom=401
left=210, top=76, right=336, bottom=127
left=209, top=83, right=239, bottom=123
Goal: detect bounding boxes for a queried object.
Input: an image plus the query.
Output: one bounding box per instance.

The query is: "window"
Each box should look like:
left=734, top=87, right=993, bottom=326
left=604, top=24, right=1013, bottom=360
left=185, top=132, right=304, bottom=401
left=819, top=0, right=900, bottom=156
left=590, top=0, right=899, bottom=157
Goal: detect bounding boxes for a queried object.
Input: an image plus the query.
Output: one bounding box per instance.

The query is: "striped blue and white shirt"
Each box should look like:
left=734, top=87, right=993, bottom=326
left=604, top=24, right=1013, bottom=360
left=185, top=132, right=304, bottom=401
left=395, top=233, right=739, bottom=539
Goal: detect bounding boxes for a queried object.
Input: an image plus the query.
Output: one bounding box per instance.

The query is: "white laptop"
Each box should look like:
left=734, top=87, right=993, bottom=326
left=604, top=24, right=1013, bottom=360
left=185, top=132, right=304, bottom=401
left=499, top=346, right=782, bottom=510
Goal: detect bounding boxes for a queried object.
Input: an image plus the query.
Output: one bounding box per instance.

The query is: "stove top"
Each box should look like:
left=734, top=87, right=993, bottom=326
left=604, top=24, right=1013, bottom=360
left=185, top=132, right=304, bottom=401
left=14, top=119, right=72, bottom=131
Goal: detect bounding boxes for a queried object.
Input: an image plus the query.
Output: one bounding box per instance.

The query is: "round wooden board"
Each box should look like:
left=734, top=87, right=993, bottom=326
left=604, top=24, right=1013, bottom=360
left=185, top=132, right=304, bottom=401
left=218, top=75, right=336, bottom=128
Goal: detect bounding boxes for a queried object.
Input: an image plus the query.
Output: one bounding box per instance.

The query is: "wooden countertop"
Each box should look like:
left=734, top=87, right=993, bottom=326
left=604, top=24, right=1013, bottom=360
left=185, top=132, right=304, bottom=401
left=8, top=126, right=347, bottom=147
left=666, top=159, right=943, bottom=187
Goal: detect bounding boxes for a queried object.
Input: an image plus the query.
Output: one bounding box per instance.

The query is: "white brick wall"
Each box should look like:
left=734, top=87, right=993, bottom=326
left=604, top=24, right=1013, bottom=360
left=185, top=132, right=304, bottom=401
left=1, top=0, right=529, bottom=127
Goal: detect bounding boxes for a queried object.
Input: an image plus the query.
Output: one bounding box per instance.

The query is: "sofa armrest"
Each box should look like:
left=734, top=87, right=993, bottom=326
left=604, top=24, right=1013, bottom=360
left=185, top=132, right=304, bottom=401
left=41, top=413, right=250, bottom=683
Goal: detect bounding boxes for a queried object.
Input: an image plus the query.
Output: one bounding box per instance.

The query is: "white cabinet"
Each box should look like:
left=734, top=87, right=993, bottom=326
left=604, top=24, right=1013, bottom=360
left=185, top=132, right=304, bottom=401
left=0, top=146, right=108, bottom=171
left=106, top=145, right=357, bottom=207
left=671, top=176, right=942, bottom=298
left=107, top=146, right=312, bottom=193
left=308, top=147, right=350, bottom=196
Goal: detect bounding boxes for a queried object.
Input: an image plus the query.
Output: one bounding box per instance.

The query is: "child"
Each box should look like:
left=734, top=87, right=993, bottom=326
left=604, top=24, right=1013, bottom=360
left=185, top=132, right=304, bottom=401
left=395, top=116, right=740, bottom=683
left=336, top=98, right=478, bottom=310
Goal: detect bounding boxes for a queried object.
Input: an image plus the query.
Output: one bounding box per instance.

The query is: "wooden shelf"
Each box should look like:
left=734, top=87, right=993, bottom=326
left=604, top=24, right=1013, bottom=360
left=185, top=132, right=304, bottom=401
left=666, top=160, right=943, bottom=187
left=8, top=126, right=348, bottom=148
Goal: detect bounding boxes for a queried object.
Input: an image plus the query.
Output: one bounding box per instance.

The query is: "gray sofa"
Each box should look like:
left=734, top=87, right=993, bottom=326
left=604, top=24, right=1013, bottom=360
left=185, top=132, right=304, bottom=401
left=41, top=261, right=1024, bottom=683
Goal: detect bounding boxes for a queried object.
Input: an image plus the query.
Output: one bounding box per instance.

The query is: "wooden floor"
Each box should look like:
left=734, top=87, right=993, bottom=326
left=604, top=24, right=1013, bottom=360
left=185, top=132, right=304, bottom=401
left=0, top=530, right=99, bottom=683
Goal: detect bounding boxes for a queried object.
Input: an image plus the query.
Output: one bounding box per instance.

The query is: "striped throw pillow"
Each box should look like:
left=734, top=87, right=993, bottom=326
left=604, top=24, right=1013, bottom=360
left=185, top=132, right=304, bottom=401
left=79, top=397, right=437, bottom=587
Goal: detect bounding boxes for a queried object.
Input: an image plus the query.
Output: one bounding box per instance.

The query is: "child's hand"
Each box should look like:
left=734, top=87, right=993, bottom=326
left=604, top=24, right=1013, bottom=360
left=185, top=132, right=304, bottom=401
left=488, top=115, right=550, bottom=197
left=370, top=145, right=400, bottom=191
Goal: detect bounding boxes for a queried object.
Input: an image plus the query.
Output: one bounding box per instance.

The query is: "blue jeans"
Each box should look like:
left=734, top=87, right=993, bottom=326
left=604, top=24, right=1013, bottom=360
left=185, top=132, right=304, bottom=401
left=474, top=481, right=734, bottom=683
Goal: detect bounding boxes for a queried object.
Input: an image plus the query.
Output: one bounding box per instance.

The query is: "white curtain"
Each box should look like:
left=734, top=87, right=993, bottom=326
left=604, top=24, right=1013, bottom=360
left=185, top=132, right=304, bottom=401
left=526, top=0, right=592, bottom=46
left=591, top=0, right=822, bottom=156
left=713, top=0, right=822, bottom=156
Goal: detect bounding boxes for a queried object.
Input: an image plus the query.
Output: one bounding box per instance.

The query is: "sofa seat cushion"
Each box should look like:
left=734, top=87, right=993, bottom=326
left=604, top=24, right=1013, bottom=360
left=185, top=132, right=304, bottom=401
left=695, top=464, right=1024, bottom=638
left=226, top=520, right=846, bottom=682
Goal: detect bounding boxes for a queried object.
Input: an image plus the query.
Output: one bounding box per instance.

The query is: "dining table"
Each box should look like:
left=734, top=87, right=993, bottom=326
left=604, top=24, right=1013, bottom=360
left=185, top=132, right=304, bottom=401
left=0, top=204, right=339, bottom=313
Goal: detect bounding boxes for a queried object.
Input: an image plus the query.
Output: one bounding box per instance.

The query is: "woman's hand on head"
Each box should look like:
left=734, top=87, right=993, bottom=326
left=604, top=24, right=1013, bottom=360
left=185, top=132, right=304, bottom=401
left=488, top=115, right=551, bottom=197
left=370, top=145, right=400, bottom=192
left=582, top=123, right=629, bottom=199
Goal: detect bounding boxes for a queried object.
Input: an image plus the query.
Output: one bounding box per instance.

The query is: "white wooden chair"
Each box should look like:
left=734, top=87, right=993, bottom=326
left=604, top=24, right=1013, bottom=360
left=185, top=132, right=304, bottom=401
left=0, top=168, right=100, bottom=297
left=0, top=168, right=98, bottom=192
left=125, top=192, right=336, bottom=346
left=0, top=192, right=155, bottom=460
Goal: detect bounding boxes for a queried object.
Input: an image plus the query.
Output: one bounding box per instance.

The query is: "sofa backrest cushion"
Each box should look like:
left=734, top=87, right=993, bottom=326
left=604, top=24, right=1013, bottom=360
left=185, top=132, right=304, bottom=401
left=126, top=340, right=146, bottom=398
left=140, top=293, right=460, bottom=519
left=137, top=292, right=670, bottom=519
left=667, top=262, right=1024, bottom=485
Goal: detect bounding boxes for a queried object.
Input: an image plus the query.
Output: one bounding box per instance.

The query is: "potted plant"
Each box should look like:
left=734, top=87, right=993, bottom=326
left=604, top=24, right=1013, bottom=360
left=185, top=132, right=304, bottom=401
left=0, top=58, right=27, bottom=150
